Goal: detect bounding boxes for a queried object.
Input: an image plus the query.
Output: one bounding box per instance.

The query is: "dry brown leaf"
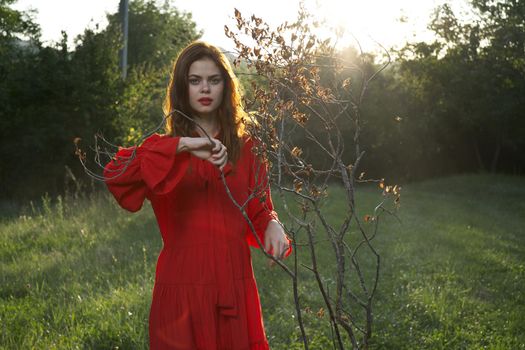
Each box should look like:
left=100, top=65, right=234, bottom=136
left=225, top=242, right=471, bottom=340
left=291, top=146, right=303, bottom=157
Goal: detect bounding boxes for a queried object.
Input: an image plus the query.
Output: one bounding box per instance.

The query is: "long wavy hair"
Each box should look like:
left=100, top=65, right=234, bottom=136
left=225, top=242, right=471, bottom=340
left=163, top=41, right=246, bottom=164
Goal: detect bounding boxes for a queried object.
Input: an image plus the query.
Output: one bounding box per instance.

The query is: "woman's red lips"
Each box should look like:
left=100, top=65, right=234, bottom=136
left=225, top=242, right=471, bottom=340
left=198, top=98, right=213, bottom=106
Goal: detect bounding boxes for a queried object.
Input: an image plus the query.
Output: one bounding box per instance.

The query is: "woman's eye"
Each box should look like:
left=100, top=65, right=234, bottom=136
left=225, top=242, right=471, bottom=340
left=210, top=78, right=222, bottom=85
left=189, top=78, right=200, bottom=85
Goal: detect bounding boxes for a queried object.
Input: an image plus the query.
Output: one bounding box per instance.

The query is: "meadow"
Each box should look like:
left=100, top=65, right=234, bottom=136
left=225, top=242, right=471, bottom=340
left=1, top=174, right=524, bottom=349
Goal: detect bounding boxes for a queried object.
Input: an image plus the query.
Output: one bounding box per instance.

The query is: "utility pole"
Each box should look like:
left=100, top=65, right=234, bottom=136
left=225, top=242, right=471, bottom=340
left=119, top=0, right=129, bottom=80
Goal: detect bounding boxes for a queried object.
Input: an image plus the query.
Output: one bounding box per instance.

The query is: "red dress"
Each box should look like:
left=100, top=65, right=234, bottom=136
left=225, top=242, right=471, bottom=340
left=104, top=133, right=292, bottom=350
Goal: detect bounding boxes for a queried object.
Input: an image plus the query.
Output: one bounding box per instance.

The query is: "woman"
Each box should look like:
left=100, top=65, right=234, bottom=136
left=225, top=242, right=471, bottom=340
left=104, top=41, right=292, bottom=349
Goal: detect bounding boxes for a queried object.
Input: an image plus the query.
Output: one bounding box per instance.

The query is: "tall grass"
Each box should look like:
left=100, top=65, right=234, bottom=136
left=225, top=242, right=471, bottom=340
left=1, top=174, right=524, bottom=349
left=1, top=192, right=156, bottom=349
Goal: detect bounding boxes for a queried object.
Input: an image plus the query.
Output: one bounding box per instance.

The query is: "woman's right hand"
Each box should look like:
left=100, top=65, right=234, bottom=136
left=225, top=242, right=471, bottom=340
left=177, top=137, right=228, bottom=170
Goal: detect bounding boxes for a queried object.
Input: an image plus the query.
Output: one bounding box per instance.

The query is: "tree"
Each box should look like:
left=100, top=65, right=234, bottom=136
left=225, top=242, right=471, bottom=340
left=107, top=0, right=201, bottom=70
left=0, top=0, right=40, bottom=48
left=0, top=0, right=42, bottom=198
left=105, top=0, right=202, bottom=144
left=0, top=0, right=201, bottom=199
left=222, top=7, right=398, bottom=349
left=396, top=0, right=525, bottom=174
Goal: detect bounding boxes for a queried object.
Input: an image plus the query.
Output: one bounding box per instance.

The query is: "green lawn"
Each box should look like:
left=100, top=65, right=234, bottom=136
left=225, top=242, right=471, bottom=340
left=1, top=174, right=524, bottom=349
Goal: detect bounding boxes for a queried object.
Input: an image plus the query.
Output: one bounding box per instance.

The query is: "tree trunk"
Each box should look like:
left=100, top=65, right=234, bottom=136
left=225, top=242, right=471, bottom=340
left=490, top=140, right=501, bottom=173
left=473, top=138, right=486, bottom=172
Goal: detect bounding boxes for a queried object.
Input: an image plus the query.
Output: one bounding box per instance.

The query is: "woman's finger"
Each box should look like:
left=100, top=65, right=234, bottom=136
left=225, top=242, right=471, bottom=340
left=211, top=140, right=223, bottom=153
left=218, top=151, right=228, bottom=168
left=277, top=242, right=284, bottom=259
left=212, top=144, right=227, bottom=158
left=280, top=241, right=289, bottom=259
left=210, top=148, right=227, bottom=162
left=219, top=154, right=229, bottom=170
left=273, top=242, right=281, bottom=259
left=209, top=158, right=222, bottom=166
left=210, top=152, right=228, bottom=170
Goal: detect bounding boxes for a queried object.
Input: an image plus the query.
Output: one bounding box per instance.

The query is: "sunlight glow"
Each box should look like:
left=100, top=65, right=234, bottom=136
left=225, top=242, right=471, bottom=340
left=305, top=0, right=440, bottom=53
left=12, top=0, right=449, bottom=54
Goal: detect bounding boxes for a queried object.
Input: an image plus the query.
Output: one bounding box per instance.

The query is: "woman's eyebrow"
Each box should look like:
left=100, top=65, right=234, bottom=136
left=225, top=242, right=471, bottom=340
left=188, top=74, right=222, bottom=78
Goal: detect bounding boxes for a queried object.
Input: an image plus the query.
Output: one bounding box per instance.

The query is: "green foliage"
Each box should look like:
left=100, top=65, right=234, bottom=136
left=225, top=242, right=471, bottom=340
left=392, top=0, right=525, bottom=176
left=106, top=0, right=202, bottom=144
left=0, top=0, right=200, bottom=200
left=0, top=26, right=122, bottom=199
left=107, top=0, right=201, bottom=70
left=301, top=0, right=525, bottom=183
left=112, top=64, right=167, bottom=146
left=0, top=0, right=40, bottom=45
left=1, top=175, right=524, bottom=348
left=2, top=0, right=524, bottom=201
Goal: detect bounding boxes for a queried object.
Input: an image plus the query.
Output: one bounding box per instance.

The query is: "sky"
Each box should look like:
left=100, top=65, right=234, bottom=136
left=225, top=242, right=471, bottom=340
left=12, top=0, right=470, bottom=53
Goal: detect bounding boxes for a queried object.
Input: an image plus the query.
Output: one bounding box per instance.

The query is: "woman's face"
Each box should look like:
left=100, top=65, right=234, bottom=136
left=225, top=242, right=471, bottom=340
left=187, top=58, right=224, bottom=118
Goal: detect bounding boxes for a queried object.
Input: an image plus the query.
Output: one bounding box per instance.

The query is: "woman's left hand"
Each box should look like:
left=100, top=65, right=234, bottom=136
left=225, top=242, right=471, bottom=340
left=264, top=219, right=291, bottom=267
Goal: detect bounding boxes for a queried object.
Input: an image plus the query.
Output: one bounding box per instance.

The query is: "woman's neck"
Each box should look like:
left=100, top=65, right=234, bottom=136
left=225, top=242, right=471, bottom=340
left=193, top=114, right=220, bottom=138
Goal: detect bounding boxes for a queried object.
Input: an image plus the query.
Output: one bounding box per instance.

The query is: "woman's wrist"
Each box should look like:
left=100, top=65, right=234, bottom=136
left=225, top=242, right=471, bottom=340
left=176, top=137, right=189, bottom=153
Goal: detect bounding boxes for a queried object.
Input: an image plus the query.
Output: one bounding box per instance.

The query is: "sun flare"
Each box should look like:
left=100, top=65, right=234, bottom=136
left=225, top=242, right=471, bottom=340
left=306, top=0, right=434, bottom=52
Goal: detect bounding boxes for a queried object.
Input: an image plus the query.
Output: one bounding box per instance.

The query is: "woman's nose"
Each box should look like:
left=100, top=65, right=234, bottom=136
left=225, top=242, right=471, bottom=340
left=201, top=81, right=210, bottom=92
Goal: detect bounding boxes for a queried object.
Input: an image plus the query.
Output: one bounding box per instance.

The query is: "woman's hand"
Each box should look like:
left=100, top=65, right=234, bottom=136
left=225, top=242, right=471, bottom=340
left=178, top=137, right=228, bottom=170
left=264, top=219, right=291, bottom=267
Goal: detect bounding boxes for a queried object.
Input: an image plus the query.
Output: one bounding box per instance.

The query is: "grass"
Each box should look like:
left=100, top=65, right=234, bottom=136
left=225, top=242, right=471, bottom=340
left=1, top=174, right=524, bottom=349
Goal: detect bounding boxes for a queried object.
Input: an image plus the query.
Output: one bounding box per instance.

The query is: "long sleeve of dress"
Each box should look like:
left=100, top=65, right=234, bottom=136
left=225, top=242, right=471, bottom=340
left=103, top=134, right=190, bottom=212
left=245, top=140, right=293, bottom=258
